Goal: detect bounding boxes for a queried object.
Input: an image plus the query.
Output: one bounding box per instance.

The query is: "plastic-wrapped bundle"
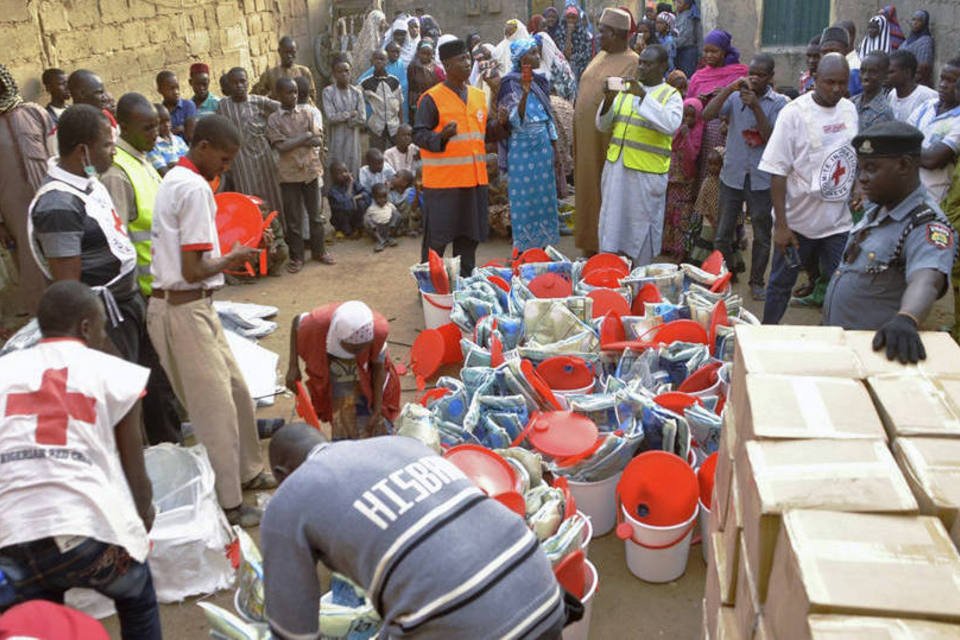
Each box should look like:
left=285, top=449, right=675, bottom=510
left=524, top=329, right=599, bottom=356
left=622, top=263, right=684, bottom=304
left=614, top=347, right=662, bottom=388
left=525, top=485, right=565, bottom=541
left=686, top=403, right=722, bottom=456
left=640, top=405, right=691, bottom=461
left=460, top=366, right=499, bottom=401
left=394, top=403, right=442, bottom=453
left=410, top=255, right=460, bottom=294
left=523, top=299, right=595, bottom=346
left=474, top=314, right=524, bottom=351
left=549, top=432, right=644, bottom=483
left=508, top=276, right=537, bottom=317
left=567, top=393, right=621, bottom=433
left=498, top=447, right=544, bottom=487
left=463, top=394, right=529, bottom=447
left=450, top=278, right=505, bottom=332
left=541, top=513, right=589, bottom=566
left=437, top=419, right=481, bottom=447
left=685, top=283, right=742, bottom=319
left=516, top=260, right=573, bottom=285
left=658, top=342, right=711, bottom=386
left=680, top=262, right=728, bottom=289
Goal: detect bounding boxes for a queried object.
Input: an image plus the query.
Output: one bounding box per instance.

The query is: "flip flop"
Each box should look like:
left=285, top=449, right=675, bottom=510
left=286, top=260, right=303, bottom=274
left=314, top=253, right=336, bottom=265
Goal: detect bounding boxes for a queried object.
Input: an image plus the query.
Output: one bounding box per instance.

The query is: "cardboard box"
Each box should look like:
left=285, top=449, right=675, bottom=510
left=702, top=598, right=709, bottom=640
left=765, top=510, right=960, bottom=639
left=739, top=439, right=918, bottom=601
left=868, top=375, right=960, bottom=439
left=714, top=447, right=735, bottom=530
left=706, top=540, right=723, bottom=637
left=737, top=374, right=887, bottom=446
left=806, top=614, right=960, bottom=639
left=718, top=607, right=744, bottom=640
left=894, top=438, right=960, bottom=548
left=734, top=537, right=761, bottom=640
left=846, top=330, right=960, bottom=378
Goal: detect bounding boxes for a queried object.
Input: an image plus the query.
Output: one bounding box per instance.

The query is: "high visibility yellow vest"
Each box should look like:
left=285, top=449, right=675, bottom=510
left=419, top=83, right=489, bottom=189
left=112, top=147, right=161, bottom=295
left=606, top=84, right=678, bottom=174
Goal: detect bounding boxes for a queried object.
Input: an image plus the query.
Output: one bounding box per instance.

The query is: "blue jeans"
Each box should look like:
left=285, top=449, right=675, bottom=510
left=762, top=231, right=848, bottom=324
left=0, top=537, right=161, bottom=640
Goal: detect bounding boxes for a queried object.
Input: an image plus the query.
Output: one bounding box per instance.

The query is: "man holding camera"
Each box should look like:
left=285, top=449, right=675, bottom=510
left=596, top=44, right=682, bottom=266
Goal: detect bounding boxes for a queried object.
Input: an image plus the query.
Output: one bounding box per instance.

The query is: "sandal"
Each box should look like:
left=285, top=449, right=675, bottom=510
left=314, top=253, right=336, bottom=265
left=242, top=471, right=278, bottom=491
left=286, top=260, right=303, bottom=274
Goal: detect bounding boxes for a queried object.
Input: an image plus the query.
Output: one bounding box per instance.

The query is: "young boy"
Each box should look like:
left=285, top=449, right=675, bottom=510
left=295, top=76, right=323, bottom=134
left=156, top=70, right=197, bottom=139
left=325, top=160, right=369, bottom=239
left=321, top=56, right=365, bottom=176
left=266, top=77, right=334, bottom=273
left=147, top=104, right=189, bottom=175
left=360, top=50, right=403, bottom=150
left=41, top=67, right=70, bottom=123
left=358, top=147, right=396, bottom=196
left=365, top=183, right=400, bottom=252
left=189, top=63, right=220, bottom=116
left=383, top=123, right=419, bottom=174
left=389, top=169, right=418, bottom=236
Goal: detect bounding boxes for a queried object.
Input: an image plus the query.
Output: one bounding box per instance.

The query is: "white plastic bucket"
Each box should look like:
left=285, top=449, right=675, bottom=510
left=578, top=511, right=593, bottom=556
left=554, top=380, right=595, bottom=401
left=568, top=472, right=622, bottom=537
left=562, top=559, right=598, bottom=640
left=699, top=499, right=711, bottom=564
left=420, top=291, right=453, bottom=329
left=621, top=502, right=699, bottom=583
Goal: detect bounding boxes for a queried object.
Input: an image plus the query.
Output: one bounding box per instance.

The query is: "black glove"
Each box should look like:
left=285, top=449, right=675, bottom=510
left=872, top=313, right=926, bottom=364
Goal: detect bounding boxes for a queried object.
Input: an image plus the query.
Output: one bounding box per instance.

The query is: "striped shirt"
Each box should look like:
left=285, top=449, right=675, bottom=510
left=261, top=437, right=565, bottom=640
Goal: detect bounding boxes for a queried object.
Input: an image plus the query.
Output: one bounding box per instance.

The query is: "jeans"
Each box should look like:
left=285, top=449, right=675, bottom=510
left=281, top=179, right=326, bottom=263
left=717, top=177, right=773, bottom=286
left=0, top=537, right=161, bottom=640
left=762, top=230, right=848, bottom=324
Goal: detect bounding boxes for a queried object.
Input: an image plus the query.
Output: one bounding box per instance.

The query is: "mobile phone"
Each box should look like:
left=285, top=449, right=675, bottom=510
left=522, top=63, right=532, bottom=84
left=606, top=76, right=626, bottom=92
left=784, top=246, right=802, bottom=269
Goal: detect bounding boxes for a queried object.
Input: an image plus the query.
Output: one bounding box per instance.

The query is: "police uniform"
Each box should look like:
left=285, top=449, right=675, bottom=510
left=823, top=124, right=958, bottom=329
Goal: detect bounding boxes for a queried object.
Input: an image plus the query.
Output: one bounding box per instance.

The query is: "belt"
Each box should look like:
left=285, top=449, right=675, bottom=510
left=150, top=288, right=215, bottom=305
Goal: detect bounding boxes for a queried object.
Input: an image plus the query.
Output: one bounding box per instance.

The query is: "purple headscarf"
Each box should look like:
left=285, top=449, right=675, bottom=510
left=704, top=29, right=741, bottom=65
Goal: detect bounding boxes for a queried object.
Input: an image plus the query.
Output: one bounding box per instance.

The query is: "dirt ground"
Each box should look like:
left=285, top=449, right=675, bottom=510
left=97, top=230, right=954, bottom=639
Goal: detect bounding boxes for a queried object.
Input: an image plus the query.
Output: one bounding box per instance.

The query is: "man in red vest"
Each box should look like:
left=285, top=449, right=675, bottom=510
left=285, top=301, right=401, bottom=440
left=413, top=38, right=509, bottom=276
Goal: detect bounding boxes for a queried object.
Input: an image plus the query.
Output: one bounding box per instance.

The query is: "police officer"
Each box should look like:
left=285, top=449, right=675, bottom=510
left=824, top=121, right=957, bottom=363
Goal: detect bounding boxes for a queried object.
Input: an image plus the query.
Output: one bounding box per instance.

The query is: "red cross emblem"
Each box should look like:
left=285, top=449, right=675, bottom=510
left=111, top=208, right=126, bottom=234
left=5, top=368, right=97, bottom=445
left=831, top=160, right=846, bottom=186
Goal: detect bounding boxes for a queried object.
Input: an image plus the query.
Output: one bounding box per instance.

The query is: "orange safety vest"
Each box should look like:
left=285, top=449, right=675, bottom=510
left=419, top=83, right=489, bottom=189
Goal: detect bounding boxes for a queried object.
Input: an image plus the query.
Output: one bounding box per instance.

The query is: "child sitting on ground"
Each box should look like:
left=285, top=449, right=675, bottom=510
left=325, top=160, right=369, bottom=239
left=147, top=104, right=189, bottom=175
left=383, top=123, right=419, bottom=175
left=358, top=147, right=397, bottom=196
left=365, top=183, right=399, bottom=252
left=388, top=169, right=418, bottom=236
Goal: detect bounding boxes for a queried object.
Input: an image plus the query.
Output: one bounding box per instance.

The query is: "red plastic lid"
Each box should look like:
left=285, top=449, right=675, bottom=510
left=631, top=282, right=663, bottom=316
left=495, top=490, right=527, bottom=517
left=528, top=272, right=573, bottom=299
left=411, top=329, right=446, bottom=389
left=678, top=361, right=723, bottom=394
left=582, top=268, right=624, bottom=289
left=487, top=275, right=511, bottom=292
left=554, top=549, right=586, bottom=598
left=653, top=319, right=709, bottom=345
left=708, top=299, right=729, bottom=348
left=419, top=387, right=451, bottom=407
left=489, top=334, right=505, bottom=367
left=537, top=356, right=594, bottom=390
left=524, top=411, right=599, bottom=459
left=653, top=391, right=704, bottom=414
left=215, top=192, right=264, bottom=256
left=710, top=271, right=733, bottom=293
left=444, top=444, right=520, bottom=497
left=295, top=381, right=321, bottom=431
left=516, top=248, right=552, bottom=265
left=483, top=258, right=507, bottom=268
left=552, top=476, right=578, bottom=519
left=698, top=453, right=718, bottom=509
left=583, top=253, right=630, bottom=278
left=520, top=359, right=563, bottom=410
left=599, top=311, right=626, bottom=350
left=428, top=249, right=450, bottom=294
left=587, top=289, right=631, bottom=319
left=701, top=250, right=725, bottom=275
left=617, top=451, right=699, bottom=526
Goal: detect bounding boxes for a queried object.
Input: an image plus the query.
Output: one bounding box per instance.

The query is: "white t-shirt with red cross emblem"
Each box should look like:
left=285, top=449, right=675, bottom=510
left=759, top=92, right=858, bottom=239
left=0, top=338, right=151, bottom=561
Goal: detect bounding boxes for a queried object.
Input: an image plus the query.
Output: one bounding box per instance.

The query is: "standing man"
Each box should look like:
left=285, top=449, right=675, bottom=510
left=413, top=38, right=507, bottom=277
left=189, top=63, right=220, bottom=116
left=100, top=93, right=182, bottom=445
left=41, top=68, right=70, bottom=123
left=853, top=51, right=894, bottom=133
left=261, top=423, right=569, bottom=639
left=147, top=115, right=275, bottom=527
left=703, top=53, right=788, bottom=299
left=67, top=70, right=109, bottom=111
left=361, top=50, right=403, bottom=150
left=253, top=36, right=317, bottom=105
left=887, top=50, right=937, bottom=123
left=0, top=64, right=53, bottom=320
left=674, top=0, right=702, bottom=78
left=824, top=121, right=956, bottom=363
left=573, top=8, right=639, bottom=257
left=596, top=45, right=682, bottom=266
left=907, top=57, right=960, bottom=204
left=0, top=281, right=159, bottom=640
left=758, top=53, right=858, bottom=325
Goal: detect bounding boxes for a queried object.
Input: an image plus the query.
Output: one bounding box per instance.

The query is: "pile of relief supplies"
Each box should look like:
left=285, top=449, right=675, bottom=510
left=198, top=248, right=759, bottom=639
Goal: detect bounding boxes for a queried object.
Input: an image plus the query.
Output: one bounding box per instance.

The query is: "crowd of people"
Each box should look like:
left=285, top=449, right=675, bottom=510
left=0, top=2, right=957, bottom=638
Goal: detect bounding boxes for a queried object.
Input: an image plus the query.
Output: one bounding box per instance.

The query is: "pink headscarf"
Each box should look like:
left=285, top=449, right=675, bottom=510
left=674, top=97, right=704, bottom=178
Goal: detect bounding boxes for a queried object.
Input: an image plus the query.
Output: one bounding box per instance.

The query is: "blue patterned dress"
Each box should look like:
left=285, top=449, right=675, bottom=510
left=500, top=74, right=560, bottom=251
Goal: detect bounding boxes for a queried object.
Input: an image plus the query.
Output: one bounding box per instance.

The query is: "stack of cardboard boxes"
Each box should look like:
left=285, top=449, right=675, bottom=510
left=703, top=325, right=960, bottom=639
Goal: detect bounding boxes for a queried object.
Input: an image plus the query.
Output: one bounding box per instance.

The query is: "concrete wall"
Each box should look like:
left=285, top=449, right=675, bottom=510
left=3, top=0, right=327, bottom=104
left=705, top=0, right=958, bottom=92
left=383, top=0, right=529, bottom=45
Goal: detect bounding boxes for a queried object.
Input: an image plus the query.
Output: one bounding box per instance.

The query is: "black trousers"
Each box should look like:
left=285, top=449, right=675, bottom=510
left=281, top=179, right=326, bottom=262
left=420, top=234, right=479, bottom=277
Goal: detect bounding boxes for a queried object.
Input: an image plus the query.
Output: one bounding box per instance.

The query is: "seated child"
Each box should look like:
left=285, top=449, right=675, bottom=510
left=365, top=183, right=400, bottom=252
left=147, top=104, right=189, bottom=175
left=325, top=160, right=369, bottom=238
left=383, top=123, right=420, bottom=175
left=388, top=169, right=418, bottom=236
left=358, top=147, right=397, bottom=196
left=486, top=153, right=511, bottom=238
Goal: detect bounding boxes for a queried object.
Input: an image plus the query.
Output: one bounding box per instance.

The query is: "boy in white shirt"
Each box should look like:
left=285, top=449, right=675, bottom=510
left=358, top=147, right=397, bottom=196
left=384, top=123, right=419, bottom=174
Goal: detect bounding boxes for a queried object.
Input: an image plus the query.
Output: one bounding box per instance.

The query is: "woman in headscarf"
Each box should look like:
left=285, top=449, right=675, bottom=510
left=406, top=40, right=443, bottom=122
left=663, top=97, right=704, bottom=258
left=901, top=9, right=935, bottom=88
left=496, top=37, right=560, bottom=251
left=857, top=7, right=903, bottom=58
left=534, top=31, right=578, bottom=101
left=287, top=300, right=401, bottom=441
left=656, top=11, right=677, bottom=72
left=544, top=7, right=563, bottom=46
left=420, top=15, right=441, bottom=41
left=470, top=43, right=498, bottom=109
left=352, top=9, right=387, bottom=80
left=552, top=6, right=593, bottom=81
left=384, top=14, right=418, bottom=66
left=493, top=19, right=531, bottom=77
